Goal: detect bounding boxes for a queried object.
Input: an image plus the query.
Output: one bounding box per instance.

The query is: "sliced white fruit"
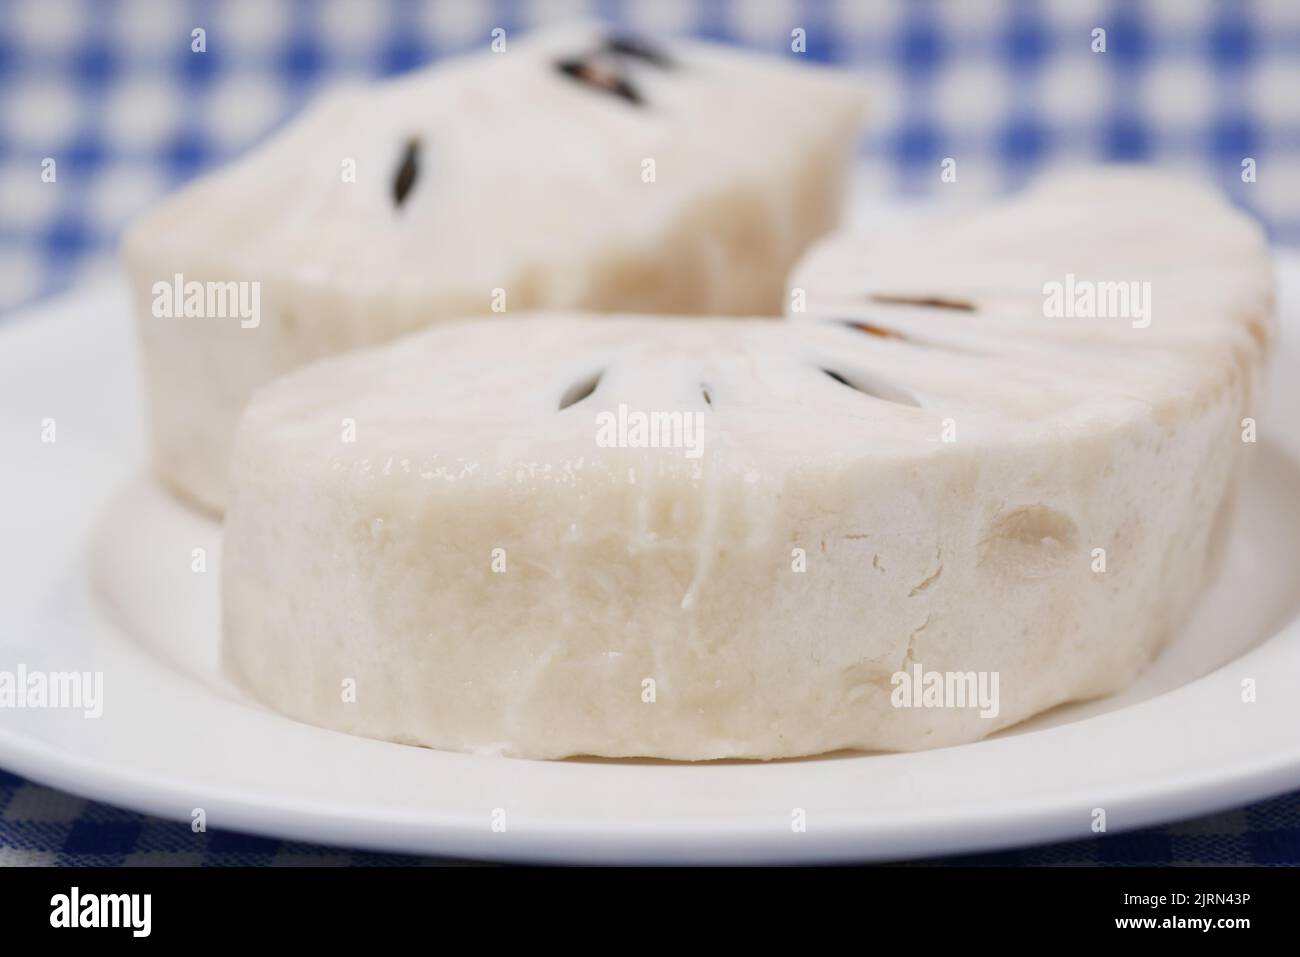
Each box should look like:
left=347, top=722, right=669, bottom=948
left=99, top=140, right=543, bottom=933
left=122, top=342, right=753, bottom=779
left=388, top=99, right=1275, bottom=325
left=123, top=24, right=866, bottom=513
left=223, top=183, right=1272, bottom=763
left=788, top=167, right=1272, bottom=355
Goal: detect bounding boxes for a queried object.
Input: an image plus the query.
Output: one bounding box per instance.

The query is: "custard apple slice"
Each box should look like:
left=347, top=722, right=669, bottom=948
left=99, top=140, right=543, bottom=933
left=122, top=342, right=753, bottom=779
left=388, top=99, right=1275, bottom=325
left=124, top=23, right=866, bottom=513
left=222, top=176, right=1272, bottom=763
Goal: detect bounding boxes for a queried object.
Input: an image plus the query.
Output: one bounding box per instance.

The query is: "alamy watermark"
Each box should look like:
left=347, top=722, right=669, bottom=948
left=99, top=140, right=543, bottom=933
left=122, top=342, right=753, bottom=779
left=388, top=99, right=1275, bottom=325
left=0, top=664, right=103, bottom=718
left=50, top=887, right=150, bottom=937
left=1042, top=273, right=1151, bottom=329
left=151, top=273, right=260, bottom=329
left=595, top=404, right=704, bottom=459
left=891, top=663, right=1000, bottom=718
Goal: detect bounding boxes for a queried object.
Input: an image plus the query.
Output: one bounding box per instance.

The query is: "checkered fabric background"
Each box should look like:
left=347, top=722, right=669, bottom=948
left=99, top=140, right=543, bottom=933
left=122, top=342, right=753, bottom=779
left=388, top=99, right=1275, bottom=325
left=3, top=0, right=1300, bottom=313
left=2, top=0, right=1299, bottom=865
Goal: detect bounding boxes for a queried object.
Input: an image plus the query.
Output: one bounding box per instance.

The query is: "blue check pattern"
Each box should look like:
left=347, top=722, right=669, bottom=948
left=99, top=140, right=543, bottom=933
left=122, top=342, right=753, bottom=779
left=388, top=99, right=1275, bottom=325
left=2, top=0, right=1299, bottom=313
left=1, top=0, right=1298, bottom=864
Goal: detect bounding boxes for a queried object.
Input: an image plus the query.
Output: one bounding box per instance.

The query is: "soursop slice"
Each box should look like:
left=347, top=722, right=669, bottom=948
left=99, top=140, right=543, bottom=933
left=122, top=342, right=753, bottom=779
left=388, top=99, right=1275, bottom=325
left=788, top=168, right=1272, bottom=356
left=222, top=181, right=1272, bottom=763
left=124, top=23, right=866, bottom=513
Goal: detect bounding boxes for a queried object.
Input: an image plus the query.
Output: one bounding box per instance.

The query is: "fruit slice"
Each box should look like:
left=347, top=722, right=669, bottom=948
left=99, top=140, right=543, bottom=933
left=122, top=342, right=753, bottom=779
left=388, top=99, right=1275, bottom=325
left=223, top=181, right=1272, bottom=763
left=787, top=167, right=1272, bottom=357
left=124, top=24, right=866, bottom=513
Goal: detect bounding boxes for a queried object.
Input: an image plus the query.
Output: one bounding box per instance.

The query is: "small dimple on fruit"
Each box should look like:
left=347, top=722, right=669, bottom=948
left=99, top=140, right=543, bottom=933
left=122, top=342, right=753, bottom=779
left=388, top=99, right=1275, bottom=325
left=979, top=505, right=1079, bottom=579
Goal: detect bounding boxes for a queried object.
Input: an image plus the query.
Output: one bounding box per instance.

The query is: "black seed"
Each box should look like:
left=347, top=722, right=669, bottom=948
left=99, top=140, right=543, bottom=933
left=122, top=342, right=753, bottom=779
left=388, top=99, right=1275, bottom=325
left=821, top=367, right=920, bottom=407
left=392, top=138, right=420, bottom=208
left=604, top=34, right=675, bottom=69
left=869, top=294, right=976, bottom=312
left=559, top=371, right=602, bottom=410
left=836, top=317, right=984, bottom=356
left=701, top=384, right=713, bottom=407
left=845, top=320, right=904, bottom=340
left=556, top=57, right=643, bottom=105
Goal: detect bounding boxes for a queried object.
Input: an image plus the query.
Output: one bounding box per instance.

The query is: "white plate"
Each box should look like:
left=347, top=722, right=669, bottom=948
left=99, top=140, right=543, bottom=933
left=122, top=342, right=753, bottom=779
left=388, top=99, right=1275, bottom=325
left=2, top=265, right=1300, bottom=865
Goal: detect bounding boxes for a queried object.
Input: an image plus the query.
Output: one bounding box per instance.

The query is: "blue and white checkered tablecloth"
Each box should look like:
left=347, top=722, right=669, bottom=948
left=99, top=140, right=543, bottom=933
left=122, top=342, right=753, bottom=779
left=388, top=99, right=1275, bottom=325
left=1, top=0, right=1298, bottom=864
left=3, top=0, right=1299, bottom=313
